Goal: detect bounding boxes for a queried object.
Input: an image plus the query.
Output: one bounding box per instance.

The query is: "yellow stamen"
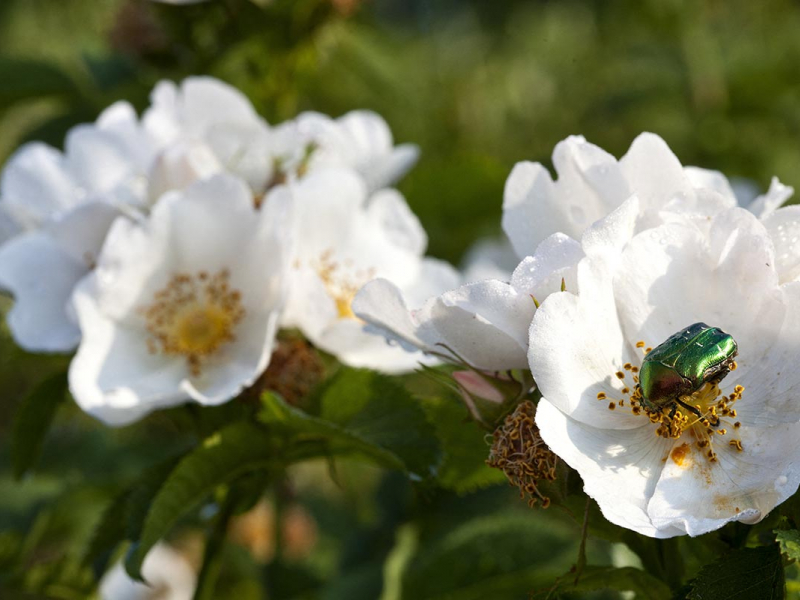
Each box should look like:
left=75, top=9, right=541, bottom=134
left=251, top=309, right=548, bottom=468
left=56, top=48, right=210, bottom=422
left=142, top=269, right=244, bottom=375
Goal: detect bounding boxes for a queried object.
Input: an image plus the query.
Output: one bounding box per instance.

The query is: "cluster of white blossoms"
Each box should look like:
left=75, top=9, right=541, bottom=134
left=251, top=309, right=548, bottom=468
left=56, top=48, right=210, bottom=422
left=6, top=72, right=800, bottom=539
left=0, top=76, right=457, bottom=425
left=356, top=132, right=800, bottom=538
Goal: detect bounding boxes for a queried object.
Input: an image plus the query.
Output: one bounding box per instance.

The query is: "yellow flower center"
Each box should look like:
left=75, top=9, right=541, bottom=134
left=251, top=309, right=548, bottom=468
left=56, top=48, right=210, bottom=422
left=313, top=249, right=375, bottom=320
left=598, top=341, right=745, bottom=464
left=142, top=269, right=245, bottom=375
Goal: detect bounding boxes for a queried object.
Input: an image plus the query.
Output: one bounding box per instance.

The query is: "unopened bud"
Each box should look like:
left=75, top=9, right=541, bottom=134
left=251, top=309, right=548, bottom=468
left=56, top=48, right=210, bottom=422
left=452, top=370, right=531, bottom=429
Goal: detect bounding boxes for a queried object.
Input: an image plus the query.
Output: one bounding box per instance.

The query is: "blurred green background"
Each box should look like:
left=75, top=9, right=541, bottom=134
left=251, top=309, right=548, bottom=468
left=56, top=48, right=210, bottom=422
left=2, top=0, right=800, bottom=598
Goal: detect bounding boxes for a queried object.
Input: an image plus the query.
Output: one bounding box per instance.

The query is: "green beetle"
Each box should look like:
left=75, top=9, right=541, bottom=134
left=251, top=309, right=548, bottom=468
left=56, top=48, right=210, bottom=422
left=637, top=322, right=738, bottom=418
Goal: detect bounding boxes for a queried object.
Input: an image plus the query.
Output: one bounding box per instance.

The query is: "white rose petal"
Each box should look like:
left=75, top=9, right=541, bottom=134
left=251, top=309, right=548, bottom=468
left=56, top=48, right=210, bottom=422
left=296, top=110, right=418, bottom=191
left=100, top=543, right=196, bottom=600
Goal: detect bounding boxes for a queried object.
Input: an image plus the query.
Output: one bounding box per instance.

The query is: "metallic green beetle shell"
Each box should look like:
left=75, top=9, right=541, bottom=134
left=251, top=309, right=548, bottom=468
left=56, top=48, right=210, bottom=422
left=638, top=322, right=738, bottom=410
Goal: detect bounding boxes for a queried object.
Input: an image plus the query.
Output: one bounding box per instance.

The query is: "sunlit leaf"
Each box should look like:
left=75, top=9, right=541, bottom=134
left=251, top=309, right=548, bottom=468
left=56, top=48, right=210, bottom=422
left=777, top=529, right=800, bottom=562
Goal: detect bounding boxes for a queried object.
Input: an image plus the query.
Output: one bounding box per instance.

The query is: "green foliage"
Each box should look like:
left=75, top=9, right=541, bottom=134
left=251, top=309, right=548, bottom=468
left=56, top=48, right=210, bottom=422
left=530, top=566, right=672, bottom=600
left=314, top=369, right=440, bottom=477
left=687, top=545, right=785, bottom=600
left=261, top=368, right=440, bottom=477
left=260, top=392, right=407, bottom=471
left=124, top=422, right=279, bottom=580
left=401, top=512, right=576, bottom=599
left=11, top=372, right=68, bottom=479
left=0, top=58, right=79, bottom=108
left=422, top=395, right=506, bottom=494
left=81, top=457, right=180, bottom=576
left=776, top=529, right=800, bottom=562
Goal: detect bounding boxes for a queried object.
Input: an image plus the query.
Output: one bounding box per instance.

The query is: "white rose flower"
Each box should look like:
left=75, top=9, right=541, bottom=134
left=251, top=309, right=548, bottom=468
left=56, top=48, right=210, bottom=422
left=143, top=76, right=283, bottom=197
left=99, top=543, right=195, bottom=600
left=69, top=175, right=290, bottom=426
left=503, top=133, right=794, bottom=261
left=296, top=110, right=419, bottom=192
left=0, top=102, right=152, bottom=351
left=353, top=231, right=584, bottom=372
left=274, top=168, right=457, bottom=373
left=530, top=197, right=800, bottom=537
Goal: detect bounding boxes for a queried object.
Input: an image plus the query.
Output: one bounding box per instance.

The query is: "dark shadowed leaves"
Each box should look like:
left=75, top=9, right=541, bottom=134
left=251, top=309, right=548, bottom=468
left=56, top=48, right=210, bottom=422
left=422, top=396, right=505, bottom=493
left=688, top=545, right=784, bottom=600
left=11, top=373, right=68, bottom=479
left=124, top=422, right=278, bottom=580
left=531, top=566, right=671, bottom=600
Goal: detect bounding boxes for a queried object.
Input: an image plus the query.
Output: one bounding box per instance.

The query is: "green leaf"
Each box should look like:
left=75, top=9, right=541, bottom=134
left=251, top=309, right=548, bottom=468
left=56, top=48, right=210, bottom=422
left=260, top=392, right=406, bottom=471
left=401, top=512, right=576, bottom=600
left=0, top=58, right=79, bottom=107
left=0, top=531, right=23, bottom=572
left=124, top=422, right=278, bottom=580
left=687, top=545, right=784, bottom=600
left=777, top=530, right=800, bottom=562
left=422, top=396, right=505, bottom=493
left=81, top=458, right=180, bottom=576
left=260, top=369, right=441, bottom=476
left=316, top=368, right=440, bottom=477
left=530, top=566, right=671, bottom=600
left=11, top=372, right=68, bottom=479
left=80, top=490, right=128, bottom=576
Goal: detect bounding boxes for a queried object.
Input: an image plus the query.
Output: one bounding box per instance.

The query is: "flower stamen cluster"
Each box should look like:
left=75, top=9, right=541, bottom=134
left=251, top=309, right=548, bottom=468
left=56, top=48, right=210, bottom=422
left=487, top=400, right=557, bottom=508
left=142, top=269, right=244, bottom=375
left=313, top=249, right=375, bottom=320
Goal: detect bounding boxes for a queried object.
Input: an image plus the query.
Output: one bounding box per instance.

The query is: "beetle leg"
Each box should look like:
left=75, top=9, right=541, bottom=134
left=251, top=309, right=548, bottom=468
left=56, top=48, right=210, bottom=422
left=668, top=403, right=678, bottom=420
left=675, top=397, right=704, bottom=420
